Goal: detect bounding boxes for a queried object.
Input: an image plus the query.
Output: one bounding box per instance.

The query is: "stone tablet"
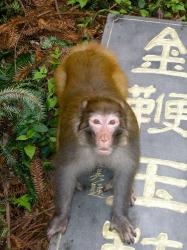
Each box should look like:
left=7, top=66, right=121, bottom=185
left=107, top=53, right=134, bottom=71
left=49, top=15, right=187, bottom=250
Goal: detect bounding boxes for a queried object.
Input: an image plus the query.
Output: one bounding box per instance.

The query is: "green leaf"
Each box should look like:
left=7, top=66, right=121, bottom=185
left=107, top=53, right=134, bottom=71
left=180, top=15, right=186, bottom=21
left=11, top=0, right=21, bottom=12
left=109, top=10, right=120, bottom=14
left=24, top=145, right=36, bottom=159
left=67, top=0, right=76, bottom=4
left=138, top=0, right=145, bottom=8
left=49, top=137, right=56, bottom=143
left=16, top=129, right=35, bottom=141
left=78, top=0, right=88, bottom=8
left=48, top=78, right=55, bottom=95
left=140, top=9, right=149, bottom=17
left=16, top=135, right=29, bottom=140
left=33, top=124, right=48, bottom=133
left=120, top=9, right=127, bottom=14
left=12, top=194, right=31, bottom=212
left=164, top=12, right=172, bottom=18
left=33, top=66, right=48, bottom=80
left=52, top=48, right=61, bottom=59
left=149, top=3, right=159, bottom=12
left=115, top=0, right=122, bottom=4
left=172, top=4, right=185, bottom=12
left=27, top=129, right=36, bottom=139
left=47, top=96, right=57, bottom=109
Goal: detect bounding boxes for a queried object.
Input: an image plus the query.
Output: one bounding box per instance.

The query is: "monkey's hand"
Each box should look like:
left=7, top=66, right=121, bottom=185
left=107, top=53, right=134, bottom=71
left=110, top=214, right=136, bottom=244
left=47, top=216, right=69, bottom=239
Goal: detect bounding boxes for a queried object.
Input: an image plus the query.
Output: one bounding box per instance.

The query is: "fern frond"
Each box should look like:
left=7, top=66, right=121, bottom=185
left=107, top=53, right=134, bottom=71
left=0, top=145, right=17, bottom=167
left=8, top=28, right=19, bottom=48
left=17, top=45, right=29, bottom=57
left=30, top=150, right=45, bottom=200
left=9, top=177, right=27, bottom=197
left=32, top=0, right=52, bottom=8
left=0, top=88, right=45, bottom=121
left=0, top=53, right=32, bottom=87
left=0, top=105, right=20, bottom=119
left=22, top=27, right=40, bottom=37
left=38, top=17, right=75, bottom=33
left=14, top=64, right=33, bottom=82
left=16, top=82, right=41, bottom=92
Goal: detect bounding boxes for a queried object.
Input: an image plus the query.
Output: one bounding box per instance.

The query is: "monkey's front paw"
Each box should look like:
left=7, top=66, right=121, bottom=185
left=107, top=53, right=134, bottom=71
left=110, top=214, right=136, bottom=244
left=47, top=216, right=69, bottom=239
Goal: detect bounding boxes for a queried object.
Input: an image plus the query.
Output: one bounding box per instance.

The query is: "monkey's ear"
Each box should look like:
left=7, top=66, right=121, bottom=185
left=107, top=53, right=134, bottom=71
left=119, top=101, right=125, bottom=110
left=118, top=100, right=129, bottom=111
left=78, top=100, right=88, bottom=131
left=78, top=121, right=88, bottom=131
left=79, top=100, right=88, bottom=114
left=81, top=100, right=88, bottom=109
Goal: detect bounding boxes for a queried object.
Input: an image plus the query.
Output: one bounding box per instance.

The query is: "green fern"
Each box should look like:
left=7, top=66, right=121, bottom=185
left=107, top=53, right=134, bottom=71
left=0, top=202, right=7, bottom=245
left=0, top=143, right=17, bottom=167
left=0, top=105, right=20, bottom=119
left=0, top=88, right=45, bottom=121
left=0, top=53, right=32, bottom=89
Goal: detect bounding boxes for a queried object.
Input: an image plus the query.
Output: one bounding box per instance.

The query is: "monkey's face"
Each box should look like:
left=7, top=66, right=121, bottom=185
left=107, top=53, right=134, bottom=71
left=88, top=113, right=120, bottom=156
left=78, top=98, right=127, bottom=155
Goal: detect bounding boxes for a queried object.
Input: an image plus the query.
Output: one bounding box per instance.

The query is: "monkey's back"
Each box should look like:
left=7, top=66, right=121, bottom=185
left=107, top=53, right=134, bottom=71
left=55, top=43, right=130, bottom=145
left=57, top=43, right=128, bottom=103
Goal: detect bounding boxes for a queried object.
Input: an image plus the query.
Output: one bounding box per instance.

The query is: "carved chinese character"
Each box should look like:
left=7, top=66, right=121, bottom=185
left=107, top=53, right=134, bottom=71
left=141, top=232, right=183, bottom=249
left=132, top=27, right=187, bottom=78
left=128, top=84, right=156, bottom=126
left=148, top=93, right=187, bottom=137
left=88, top=168, right=105, bottom=197
left=101, top=221, right=140, bottom=250
left=106, top=157, right=187, bottom=213
left=135, top=157, right=187, bottom=213
left=128, top=85, right=187, bottom=137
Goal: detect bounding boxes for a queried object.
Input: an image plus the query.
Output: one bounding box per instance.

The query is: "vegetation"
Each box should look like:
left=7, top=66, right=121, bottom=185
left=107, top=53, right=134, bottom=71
left=0, top=0, right=186, bottom=249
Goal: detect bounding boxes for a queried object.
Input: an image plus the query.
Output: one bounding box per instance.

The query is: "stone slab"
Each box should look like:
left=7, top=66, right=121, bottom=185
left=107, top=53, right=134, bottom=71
left=49, top=15, right=187, bottom=250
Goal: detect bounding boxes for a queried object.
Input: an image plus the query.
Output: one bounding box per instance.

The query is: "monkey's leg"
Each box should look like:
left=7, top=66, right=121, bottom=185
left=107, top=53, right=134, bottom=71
left=111, top=169, right=136, bottom=244
left=47, top=166, right=77, bottom=239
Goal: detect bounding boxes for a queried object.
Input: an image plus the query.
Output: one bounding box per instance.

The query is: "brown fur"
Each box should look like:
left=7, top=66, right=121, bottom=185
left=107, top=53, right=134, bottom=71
left=55, top=43, right=129, bottom=149
left=48, top=42, right=140, bottom=244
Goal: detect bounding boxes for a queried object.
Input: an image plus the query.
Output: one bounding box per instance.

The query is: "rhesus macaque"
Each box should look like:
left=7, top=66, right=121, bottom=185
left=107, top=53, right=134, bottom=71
left=47, top=42, right=140, bottom=244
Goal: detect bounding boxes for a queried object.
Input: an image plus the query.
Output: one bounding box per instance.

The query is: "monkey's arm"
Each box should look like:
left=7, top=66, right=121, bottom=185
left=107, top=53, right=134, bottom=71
left=47, top=161, right=77, bottom=238
left=112, top=170, right=136, bottom=243
left=111, top=143, right=139, bottom=244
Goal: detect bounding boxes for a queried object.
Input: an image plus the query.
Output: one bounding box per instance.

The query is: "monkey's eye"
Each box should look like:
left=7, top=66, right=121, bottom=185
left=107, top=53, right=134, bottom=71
left=93, top=119, right=101, bottom=124
left=108, top=120, right=116, bottom=125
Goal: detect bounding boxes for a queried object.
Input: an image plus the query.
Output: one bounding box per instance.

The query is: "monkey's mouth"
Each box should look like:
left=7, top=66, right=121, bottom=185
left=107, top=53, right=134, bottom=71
left=96, top=147, right=112, bottom=156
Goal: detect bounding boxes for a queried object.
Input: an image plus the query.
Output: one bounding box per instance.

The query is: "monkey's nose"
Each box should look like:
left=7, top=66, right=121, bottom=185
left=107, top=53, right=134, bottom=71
left=100, top=135, right=108, bottom=142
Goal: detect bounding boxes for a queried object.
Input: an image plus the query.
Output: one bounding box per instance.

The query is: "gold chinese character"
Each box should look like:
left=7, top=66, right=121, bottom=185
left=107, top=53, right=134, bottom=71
left=128, top=84, right=156, bottom=126
left=141, top=232, right=183, bottom=249
left=101, top=221, right=140, bottom=250
left=132, top=27, right=187, bottom=78
left=135, top=157, right=187, bottom=213
left=90, top=168, right=105, bottom=182
left=106, top=157, right=187, bottom=213
left=148, top=93, right=187, bottom=137
left=89, top=168, right=105, bottom=197
left=128, top=85, right=187, bottom=137
left=88, top=182, right=104, bottom=197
